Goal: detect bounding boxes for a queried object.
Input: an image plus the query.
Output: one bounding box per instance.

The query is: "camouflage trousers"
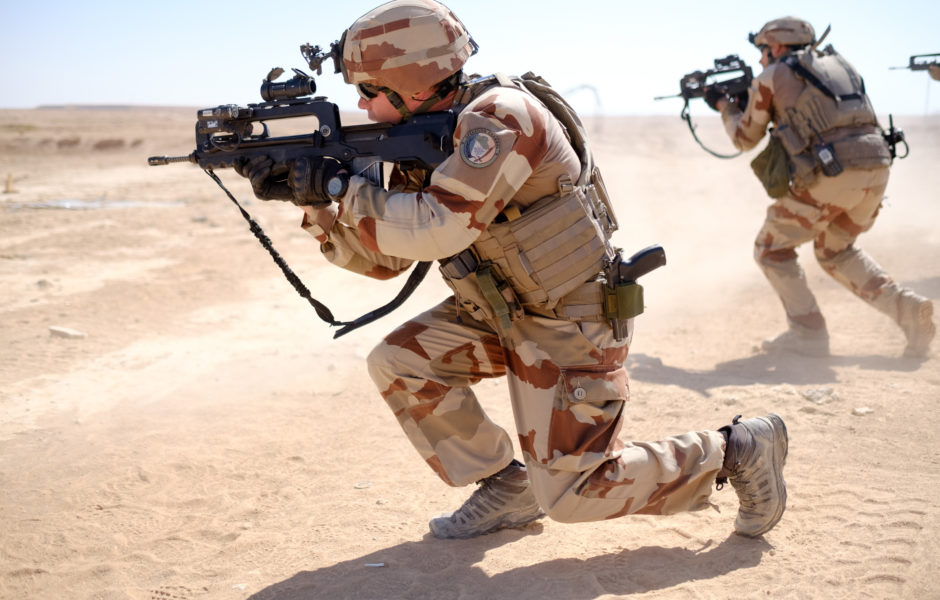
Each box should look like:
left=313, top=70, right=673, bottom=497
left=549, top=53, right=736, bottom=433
left=755, top=166, right=903, bottom=329
left=367, top=299, right=725, bottom=522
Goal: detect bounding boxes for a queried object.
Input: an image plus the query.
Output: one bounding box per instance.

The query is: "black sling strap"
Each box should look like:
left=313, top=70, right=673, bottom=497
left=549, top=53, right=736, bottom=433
left=204, top=168, right=431, bottom=339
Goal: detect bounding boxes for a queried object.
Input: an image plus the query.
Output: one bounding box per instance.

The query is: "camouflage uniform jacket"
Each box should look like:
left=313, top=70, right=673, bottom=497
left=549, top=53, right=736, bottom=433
left=301, top=84, right=582, bottom=284
left=719, top=60, right=792, bottom=152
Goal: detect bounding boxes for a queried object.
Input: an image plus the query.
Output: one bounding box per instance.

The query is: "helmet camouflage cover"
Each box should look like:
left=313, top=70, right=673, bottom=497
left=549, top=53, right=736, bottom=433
left=341, top=0, right=476, bottom=96
left=751, top=16, right=816, bottom=47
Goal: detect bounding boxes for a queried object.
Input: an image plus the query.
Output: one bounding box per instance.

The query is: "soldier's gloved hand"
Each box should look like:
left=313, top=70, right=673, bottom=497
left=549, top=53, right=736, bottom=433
left=733, top=89, right=750, bottom=110
left=289, top=157, right=349, bottom=208
left=234, top=155, right=293, bottom=201
left=704, top=87, right=728, bottom=111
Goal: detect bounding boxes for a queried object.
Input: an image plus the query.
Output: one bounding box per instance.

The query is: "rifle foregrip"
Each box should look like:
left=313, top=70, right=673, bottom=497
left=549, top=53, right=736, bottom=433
left=618, top=245, right=667, bottom=282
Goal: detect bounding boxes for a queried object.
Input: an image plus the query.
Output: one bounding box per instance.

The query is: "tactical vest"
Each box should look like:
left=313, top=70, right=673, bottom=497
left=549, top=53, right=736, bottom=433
left=439, top=73, right=619, bottom=329
left=771, top=46, right=891, bottom=188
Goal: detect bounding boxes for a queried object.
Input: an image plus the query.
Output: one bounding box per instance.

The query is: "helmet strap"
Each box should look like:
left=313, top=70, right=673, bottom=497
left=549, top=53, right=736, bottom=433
left=383, top=90, right=414, bottom=121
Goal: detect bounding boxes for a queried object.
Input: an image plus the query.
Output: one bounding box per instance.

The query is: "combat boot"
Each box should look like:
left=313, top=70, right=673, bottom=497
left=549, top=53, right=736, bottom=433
left=897, top=292, right=935, bottom=358
left=429, top=460, right=545, bottom=539
left=761, top=323, right=829, bottom=357
left=716, top=414, right=788, bottom=537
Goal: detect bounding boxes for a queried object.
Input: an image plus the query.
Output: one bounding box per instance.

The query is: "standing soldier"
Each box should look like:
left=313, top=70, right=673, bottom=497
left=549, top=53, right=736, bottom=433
left=707, top=17, right=935, bottom=358
left=237, top=0, right=789, bottom=540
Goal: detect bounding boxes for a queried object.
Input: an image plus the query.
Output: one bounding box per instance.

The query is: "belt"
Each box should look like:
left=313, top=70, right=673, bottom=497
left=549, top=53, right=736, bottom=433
left=551, top=280, right=607, bottom=321
left=442, top=249, right=608, bottom=322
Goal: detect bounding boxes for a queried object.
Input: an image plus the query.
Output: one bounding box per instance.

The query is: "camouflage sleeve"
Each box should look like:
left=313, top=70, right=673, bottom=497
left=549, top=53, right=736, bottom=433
left=720, top=66, right=775, bottom=151
left=300, top=203, right=414, bottom=280
left=338, top=87, right=549, bottom=261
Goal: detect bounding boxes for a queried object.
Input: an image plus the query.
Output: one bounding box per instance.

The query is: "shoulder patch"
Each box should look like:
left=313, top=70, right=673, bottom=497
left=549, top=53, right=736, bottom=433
left=459, top=128, right=500, bottom=168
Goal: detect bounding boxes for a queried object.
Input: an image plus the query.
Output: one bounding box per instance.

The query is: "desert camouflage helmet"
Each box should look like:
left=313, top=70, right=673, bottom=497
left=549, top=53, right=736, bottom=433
left=750, top=16, right=816, bottom=47
left=341, top=0, right=477, bottom=96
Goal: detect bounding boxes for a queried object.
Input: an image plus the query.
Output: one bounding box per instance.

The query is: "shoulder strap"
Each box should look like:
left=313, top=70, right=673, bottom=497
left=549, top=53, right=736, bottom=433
left=782, top=55, right=837, bottom=101
left=782, top=53, right=864, bottom=102
left=515, top=72, right=595, bottom=186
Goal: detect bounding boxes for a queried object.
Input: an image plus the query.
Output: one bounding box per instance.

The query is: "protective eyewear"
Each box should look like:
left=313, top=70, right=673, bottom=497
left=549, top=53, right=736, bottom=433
left=356, top=82, right=384, bottom=100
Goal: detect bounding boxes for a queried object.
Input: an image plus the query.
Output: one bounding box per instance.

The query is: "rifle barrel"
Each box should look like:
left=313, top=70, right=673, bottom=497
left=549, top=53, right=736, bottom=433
left=148, top=154, right=196, bottom=166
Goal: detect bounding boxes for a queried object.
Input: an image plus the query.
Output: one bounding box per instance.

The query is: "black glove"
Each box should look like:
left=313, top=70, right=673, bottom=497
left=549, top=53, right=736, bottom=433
left=704, top=87, right=727, bottom=111
left=234, top=155, right=292, bottom=201
left=289, top=157, right=349, bottom=208
left=732, top=89, right=750, bottom=110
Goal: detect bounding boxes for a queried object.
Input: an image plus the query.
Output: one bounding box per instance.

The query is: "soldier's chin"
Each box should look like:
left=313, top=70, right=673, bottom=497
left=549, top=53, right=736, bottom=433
left=365, top=110, right=403, bottom=125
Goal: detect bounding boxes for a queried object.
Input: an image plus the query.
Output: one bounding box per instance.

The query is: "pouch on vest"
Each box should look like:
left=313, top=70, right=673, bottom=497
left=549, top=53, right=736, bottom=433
left=750, top=135, right=790, bottom=198
left=482, top=188, right=608, bottom=307
left=439, top=252, right=524, bottom=329
left=831, top=133, right=891, bottom=169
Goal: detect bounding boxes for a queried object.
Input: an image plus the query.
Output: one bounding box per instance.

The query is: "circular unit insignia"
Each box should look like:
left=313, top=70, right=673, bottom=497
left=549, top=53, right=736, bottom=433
left=459, top=128, right=500, bottom=168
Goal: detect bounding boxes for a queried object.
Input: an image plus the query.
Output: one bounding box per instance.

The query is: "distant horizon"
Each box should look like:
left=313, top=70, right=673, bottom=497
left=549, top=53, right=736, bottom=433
left=10, top=104, right=938, bottom=121
left=1, top=0, right=937, bottom=116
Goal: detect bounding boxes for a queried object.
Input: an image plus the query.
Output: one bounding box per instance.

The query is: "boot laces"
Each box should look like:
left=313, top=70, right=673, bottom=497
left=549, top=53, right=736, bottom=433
left=452, top=477, right=511, bottom=522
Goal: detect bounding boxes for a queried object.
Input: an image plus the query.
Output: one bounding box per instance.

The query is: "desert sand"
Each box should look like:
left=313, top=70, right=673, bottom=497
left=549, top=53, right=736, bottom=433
left=1, top=106, right=938, bottom=600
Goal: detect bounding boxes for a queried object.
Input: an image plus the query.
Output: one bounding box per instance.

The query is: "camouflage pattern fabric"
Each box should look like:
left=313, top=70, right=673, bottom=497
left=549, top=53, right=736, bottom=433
left=301, top=82, right=727, bottom=520
left=720, top=56, right=914, bottom=331
left=368, top=299, right=725, bottom=520
left=719, top=61, right=800, bottom=152
left=751, top=16, right=815, bottom=47
left=754, top=167, right=904, bottom=329
left=342, top=0, right=475, bottom=96
left=301, top=202, right=413, bottom=280
left=304, top=85, right=581, bottom=265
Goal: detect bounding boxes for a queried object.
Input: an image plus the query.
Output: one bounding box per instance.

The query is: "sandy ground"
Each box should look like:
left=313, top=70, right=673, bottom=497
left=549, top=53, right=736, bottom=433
left=1, top=106, right=938, bottom=600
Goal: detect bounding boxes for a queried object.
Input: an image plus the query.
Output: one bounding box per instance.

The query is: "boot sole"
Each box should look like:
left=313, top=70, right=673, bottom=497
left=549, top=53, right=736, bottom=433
left=736, top=413, right=789, bottom=537
left=429, top=507, right=545, bottom=540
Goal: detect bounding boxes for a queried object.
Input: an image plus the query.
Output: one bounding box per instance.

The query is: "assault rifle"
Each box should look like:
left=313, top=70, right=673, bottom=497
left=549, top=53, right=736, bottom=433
left=889, top=53, right=940, bottom=72
left=148, top=44, right=456, bottom=338
left=148, top=67, right=455, bottom=188
left=654, top=54, right=754, bottom=159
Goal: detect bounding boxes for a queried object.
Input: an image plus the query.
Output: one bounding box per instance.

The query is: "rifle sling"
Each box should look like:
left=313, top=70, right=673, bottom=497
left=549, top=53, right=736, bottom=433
left=204, top=168, right=430, bottom=338
left=681, top=101, right=742, bottom=160
left=331, top=260, right=432, bottom=338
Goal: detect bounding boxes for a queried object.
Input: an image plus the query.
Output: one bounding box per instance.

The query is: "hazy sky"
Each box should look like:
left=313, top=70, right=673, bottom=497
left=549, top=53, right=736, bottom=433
left=1, top=0, right=937, bottom=116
